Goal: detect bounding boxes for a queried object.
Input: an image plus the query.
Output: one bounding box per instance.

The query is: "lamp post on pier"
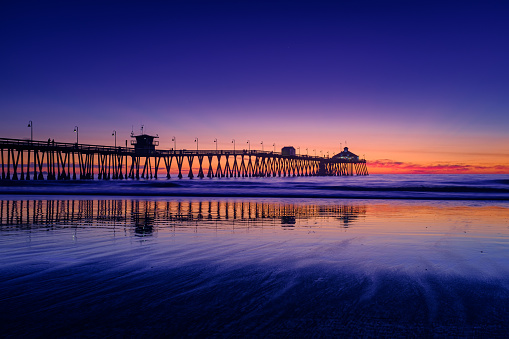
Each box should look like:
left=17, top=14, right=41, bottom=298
left=27, top=121, right=33, bottom=180
left=261, top=141, right=264, bottom=152
left=313, top=149, right=316, bottom=157
left=27, top=121, right=33, bottom=142
left=195, top=138, right=199, bottom=151
left=273, top=143, right=275, bottom=152
left=297, top=147, right=300, bottom=156
left=73, top=126, right=79, bottom=144
left=232, top=139, right=235, bottom=153
left=172, top=136, right=176, bottom=150
left=306, top=148, right=308, bottom=156
left=214, top=138, right=217, bottom=151
left=247, top=140, right=250, bottom=152
left=112, top=130, right=116, bottom=148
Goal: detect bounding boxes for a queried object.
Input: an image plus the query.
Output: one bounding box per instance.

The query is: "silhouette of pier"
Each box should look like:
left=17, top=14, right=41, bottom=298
left=0, top=137, right=368, bottom=181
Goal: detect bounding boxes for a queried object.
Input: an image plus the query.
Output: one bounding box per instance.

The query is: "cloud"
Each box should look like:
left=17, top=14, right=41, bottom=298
left=369, top=159, right=509, bottom=174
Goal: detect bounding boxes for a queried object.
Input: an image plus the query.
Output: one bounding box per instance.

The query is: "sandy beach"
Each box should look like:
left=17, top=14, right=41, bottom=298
left=1, top=196, right=508, bottom=337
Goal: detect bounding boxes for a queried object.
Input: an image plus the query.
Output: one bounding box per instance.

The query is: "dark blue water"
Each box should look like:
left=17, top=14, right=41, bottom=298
left=1, top=174, right=509, bottom=200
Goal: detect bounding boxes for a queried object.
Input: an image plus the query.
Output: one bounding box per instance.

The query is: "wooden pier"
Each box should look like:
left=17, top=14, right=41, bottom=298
left=0, top=137, right=368, bottom=181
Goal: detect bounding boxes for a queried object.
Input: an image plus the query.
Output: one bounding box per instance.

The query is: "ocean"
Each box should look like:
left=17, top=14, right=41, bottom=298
left=1, top=174, right=509, bottom=337
left=1, top=173, right=509, bottom=200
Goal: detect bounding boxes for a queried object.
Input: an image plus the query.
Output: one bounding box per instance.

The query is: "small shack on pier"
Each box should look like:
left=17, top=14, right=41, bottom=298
left=131, top=134, right=159, bottom=154
left=281, top=146, right=296, bottom=156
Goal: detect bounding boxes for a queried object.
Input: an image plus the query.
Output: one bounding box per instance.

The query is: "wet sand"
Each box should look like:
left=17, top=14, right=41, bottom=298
left=1, top=198, right=509, bottom=337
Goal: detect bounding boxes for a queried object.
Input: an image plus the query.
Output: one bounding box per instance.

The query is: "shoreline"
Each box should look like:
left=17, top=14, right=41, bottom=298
left=1, top=191, right=509, bottom=337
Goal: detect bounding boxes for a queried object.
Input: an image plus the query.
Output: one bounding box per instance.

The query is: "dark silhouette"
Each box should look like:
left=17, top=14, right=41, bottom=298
left=0, top=137, right=369, bottom=181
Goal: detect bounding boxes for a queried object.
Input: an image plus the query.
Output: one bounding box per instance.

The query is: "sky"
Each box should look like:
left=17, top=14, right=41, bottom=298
left=1, top=0, right=508, bottom=173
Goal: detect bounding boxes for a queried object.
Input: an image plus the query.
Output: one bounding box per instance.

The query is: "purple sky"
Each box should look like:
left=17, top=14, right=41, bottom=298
left=1, top=1, right=508, bottom=172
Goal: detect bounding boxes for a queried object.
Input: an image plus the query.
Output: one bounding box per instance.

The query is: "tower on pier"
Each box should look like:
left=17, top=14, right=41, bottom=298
left=131, top=133, right=159, bottom=154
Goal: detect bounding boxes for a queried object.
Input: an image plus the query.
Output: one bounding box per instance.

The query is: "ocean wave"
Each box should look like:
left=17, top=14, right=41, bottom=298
left=309, top=185, right=509, bottom=194
left=0, top=174, right=508, bottom=200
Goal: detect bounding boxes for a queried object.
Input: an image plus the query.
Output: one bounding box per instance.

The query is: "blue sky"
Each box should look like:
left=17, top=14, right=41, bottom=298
left=1, top=1, right=508, bottom=172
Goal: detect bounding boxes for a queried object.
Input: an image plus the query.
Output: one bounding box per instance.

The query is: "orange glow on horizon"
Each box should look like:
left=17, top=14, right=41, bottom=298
left=367, top=160, right=509, bottom=174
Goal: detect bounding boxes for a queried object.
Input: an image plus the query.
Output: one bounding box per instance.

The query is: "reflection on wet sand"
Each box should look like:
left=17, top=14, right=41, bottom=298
left=1, top=198, right=509, bottom=337
left=0, top=199, right=367, bottom=234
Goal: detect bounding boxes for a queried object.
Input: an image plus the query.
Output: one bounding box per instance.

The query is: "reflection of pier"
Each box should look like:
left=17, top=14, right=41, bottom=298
left=0, top=138, right=368, bottom=181
left=0, top=199, right=366, bottom=230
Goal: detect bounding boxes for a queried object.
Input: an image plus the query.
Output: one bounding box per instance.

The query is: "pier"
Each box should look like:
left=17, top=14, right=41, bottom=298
left=0, top=137, right=368, bottom=181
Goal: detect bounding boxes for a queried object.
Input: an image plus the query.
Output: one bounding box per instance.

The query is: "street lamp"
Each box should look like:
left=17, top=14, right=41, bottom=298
left=247, top=140, right=250, bottom=152
left=112, top=130, right=116, bottom=148
left=214, top=138, right=217, bottom=151
left=172, top=136, right=176, bottom=150
left=194, top=137, right=199, bottom=151
left=232, top=139, right=235, bottom=153
left=320, top=150, right=323, bottom=157
left=297, top=147, right=300, bottom=156
left=27, top=121, right=33, bottom=141
left=306, top=148, right=308, bottom=156
left=273, top=143, right=275, bottom=152
left=73, top=126, right=79, bottom=144
left=327, top=151, right=329, bottom=158
left=261, top=141, right=264, bottom=152
left=313, top=149, right=316, bottom=157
